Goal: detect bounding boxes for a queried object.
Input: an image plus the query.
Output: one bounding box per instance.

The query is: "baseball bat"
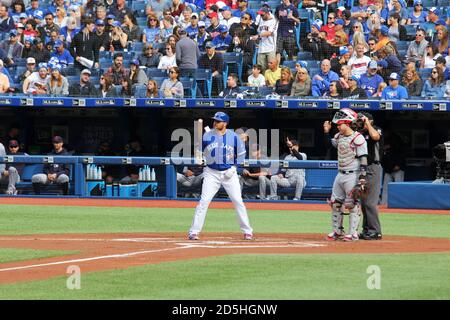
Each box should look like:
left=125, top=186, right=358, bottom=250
left=195, top=118, right=203, bottom=163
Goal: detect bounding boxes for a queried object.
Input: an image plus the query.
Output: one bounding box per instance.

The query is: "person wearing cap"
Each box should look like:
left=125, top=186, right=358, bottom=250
left=70, top=17, right=99, bottom=70
left=249, top=7, right=276, bottom=72
left=407, top=0, right=427, bottom=26
left=176, top=27, right=201, bottom=77
left=129, top=59, right=148, bottom=86
left=381, top=72, right=408, bottom=100
left=195, top=20, right=209, bottom=51
left=50, top=39, right=74, bottom=68
left=372, top=25, right=393, bottom=54
left=359, top=60, right=384, bottom=97
left=18, top=57, right=37, bottom=83
left=138, top=43, right=161, bottom=68
left=348, top=44, right=372, bottom=77
left=45, top=64, right=69, bottom=95
left=68, top=68, right=98, bottom=96
left=185, top=12, right=200, bottom=39
left=199, top=41, right=224, bottom=96
left=344, top=75, right=367, bottom=99
left=220, top=5, right=240, bottom=29
left=93, top=18, right=110, bottom=52
left=376, top=45, right=402, bottom=81
left=206, top=11, right=222, bottom=38
left=406, top=28, right=428, bottom=65
left=108, top=0, right=133, bottom=24
left=32, top=136, right=71, bottom=196
left=0, top=5, right=15, bottom=33
left=104, top=52, right=130, bottom=85
left=109, top=20, right=128, bottom=51
left=0, top=29, right=24, bottom=65
left=421, top=67, right=446, bottom=98
left=274, top=0, right=299, bottom=63
left=211, top=24, right=232, bottom=52
left=1, top=139, right=27, bottom=195
left=23, top=62, right=49, bottom=94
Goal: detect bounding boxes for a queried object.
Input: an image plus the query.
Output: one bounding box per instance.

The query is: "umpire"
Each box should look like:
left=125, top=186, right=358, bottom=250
left=357, top=112, right=383, bottom=240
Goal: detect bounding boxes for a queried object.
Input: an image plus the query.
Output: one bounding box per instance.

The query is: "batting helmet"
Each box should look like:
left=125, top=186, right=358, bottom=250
left=332, top=108, right=358, bottom=125
left=211, top=112, right=229, bottom=123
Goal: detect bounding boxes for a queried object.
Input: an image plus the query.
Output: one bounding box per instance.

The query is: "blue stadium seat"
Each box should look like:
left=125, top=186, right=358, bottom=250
left=180, top=78, right=196, bottom=98
left=115, top=84, right=123, bottom=96
left=132, top=42, right=145, bottom=52
left=297, top=51, right=313, bottom=60
left=282, top=60, right=297, bottom=69
left=131, top=1, right=147, bottom=17
left=222, top=52, right=243, bottom=85
left=12, top=66, right=26, bottom=84
left=421, top=0, right=437, bottom=7
left=133, top=84, right=147, bottom=98
left=146, top=68, right=167, bottom=78
left=194, top=69, right=212, bottom=98
left=136, top=17, right=147, bottom=27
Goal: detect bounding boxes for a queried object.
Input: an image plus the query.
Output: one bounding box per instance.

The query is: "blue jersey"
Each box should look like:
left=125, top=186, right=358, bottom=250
left=203, top=129, right=246, bottom=171
left=381, top=85, right=409, bottom=100
left=212, top=34, right=232, bottom=51
left=359, top=73, right=384, bottom=97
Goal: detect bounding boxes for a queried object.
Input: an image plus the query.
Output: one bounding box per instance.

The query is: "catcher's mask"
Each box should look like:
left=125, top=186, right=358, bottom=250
left=332, top=108, right=358, bottom=125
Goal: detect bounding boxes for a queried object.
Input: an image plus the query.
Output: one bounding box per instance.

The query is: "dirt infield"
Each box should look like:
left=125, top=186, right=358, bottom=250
left=0, top=198, right=450, bottom=215
left=1, top=233, right=450, bottom=285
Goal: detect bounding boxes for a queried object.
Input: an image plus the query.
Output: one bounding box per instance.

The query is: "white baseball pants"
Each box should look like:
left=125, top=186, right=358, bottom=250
left=189, top=167, right=253, bottom=235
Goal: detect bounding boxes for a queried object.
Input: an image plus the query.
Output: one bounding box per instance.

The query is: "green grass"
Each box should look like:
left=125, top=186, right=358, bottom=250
left=0, top=253, right=449, bottom=299
left=0, top=205, right=449, bottom=239
left=0, top=248, right=78, bottom=264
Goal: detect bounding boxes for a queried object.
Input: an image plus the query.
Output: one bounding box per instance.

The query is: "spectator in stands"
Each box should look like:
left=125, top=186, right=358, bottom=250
left=330, top=45, right=351, bottom=75
left=46, top=64, right=69, bottom=96
left=407, top=0, right=427, bottom=26
left=23, top=62, right=49, bottom=95
left=250, top=7, right=276, bottom=72
left=32, top=136, right=70, bottom=195
left=303, top=20, right=336, bottom=62
left=50, top=39, right=74, bottom=69
left=99, top=74, right=117, bottom=97
left=120, top=78, right=133, bottom=97
left=21, top=36, right=34, bottom=58
left=185, top=12, right=199, bottom=38
left=322, top=11, right=337, bottom=43
left=129, top=59, right=148, bottom=86
left=60, top=17, right=80, bottom=45
left=0, top=60, right=10, bottom=94
left=19, top=57, right=36, bottom=83
left=247, top=64, right=265, bottom=87
left=179, top=7, right=193, bottom=29
left=160, top=15, right=175, bottom=43
left=435, top=26, right=449, bottom=57
left=104, top=52, right=130, bottom=85
left=421, top=43, right=441, bottom=68
left=290, top=66, right=311, bottom=97
left=264, top=58, right=281, bottom=87
left=345, top=75, right=367, bottom=99
left=421, top=7, right=439, bottom=38
left=109, top=0, right=133, bottom=23
left=48, top=0, right=67, bottom=16
left=388, top=0, right=407, bottom=25
left=196, top=21, right=209, bottom=51
left=147, top=0, right=172, bottom=17
left=161, top=66, right=184, bottom=98
left=70, top=18, right=99, bottom=70
left=198, top=41, right=224, bottom=96
left=274, top=67, right=293, bottom=97
left=38, top=12, right=60, bottom=43
left=219, top=6, right=239, bottom=29
left=239, top=144, right=269, bottom=200
left=401, top=67, right=423, bottom=97
left=176, top=28, right=201, bottom=77
left=54, top=7, right=68, bottom=28
left=233, top=0, right=254, bottom=20
left=387, top=12, right=407, bottom=42
left=229, top=11, right=257, bottom=39
left=421, top=68, right=446, bottom=98
left=177, top=165, right=203, bottom=198
left=206, top=11, right=221, bottom=38
left=381, top=72, right=408, bottom=100
left=220, top=73, right=241, bottom=98
left=332, top=18, right=349, bottom=47
left=109, top=21, right=128, bottom=51
left=372, top=25, right=391, bottom=54
left=122, top=13, right=140, bottom=42
left=2, top=139, right=27, bottom=195
left=267, top=138, right=307, bottom=201
left=105, top=14, right=115, bottom=34
left=376, top=45, right=402, bottom=81
left=435, top=56, right=450, bottom=81
left=138, top=43, right=161, bottom=68
left=146, top=79, right=160, bottom=98
left=228, top=28, right=254, bottom=78
left=338, top=64, right=351, bottom=91
left=375, top=82, right=387, bottom=98
left=360, top=60, right=384, bottom=97
left=69, top=68, right=98, bottom=97
left=142, top=13, right=161, bottom=44
left=351, top=0, right=370, bottom=23
left=94, top=19, right=110, bottom=52
left=348, top=44, right=372, bottom=77
left=95, top=5, right=107, bottom=22
left=312, top=59, right=339, bottom=97
left=158, top=43, right=177, bottom=71
left=366, top=37, right=377, bottom=58
left=324, top=80, right=344, bottom=98
left=0, top=5, right=15, bottom=33
left=0, top=30, right=23, bottom=66
left=212, top=25, right=232, bottom=53
left=275, top=0, right=300, bottom=63
left=406, top=28, right=428, bottom=65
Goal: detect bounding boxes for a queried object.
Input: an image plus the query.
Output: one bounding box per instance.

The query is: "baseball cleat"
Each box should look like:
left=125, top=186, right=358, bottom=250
left=326, top=232, right=344, bottom=241
left=343, top=233, right=359, bottom=242
left=244, top=233, right=253, bottom=240
left=188, top=233, right=199, bottom=240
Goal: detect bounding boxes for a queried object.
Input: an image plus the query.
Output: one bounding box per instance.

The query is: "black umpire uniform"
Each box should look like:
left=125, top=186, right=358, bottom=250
left=358, top=112, right=383, bottom=240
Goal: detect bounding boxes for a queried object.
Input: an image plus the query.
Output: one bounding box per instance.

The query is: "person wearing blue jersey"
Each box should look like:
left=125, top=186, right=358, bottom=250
left=212, top=24, right=232, bottom=52
left=359, top=60, right=384, bottom=97
left=50, top=40, right=74, bottom=69
left=232, top=0, right=255, bottom=21
left=381, top=72, right=408, bottom=100
left=188, top=112, right=254, bottom=241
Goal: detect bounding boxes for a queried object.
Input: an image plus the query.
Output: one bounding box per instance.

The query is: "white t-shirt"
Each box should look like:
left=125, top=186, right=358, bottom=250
left=247, top=74, right=266, bottom=87
left=157, top=55, right=177, bottom=70
left=26, top=72, right=49, bottom=94
left=348, top=55, right=372, bottom=77
left=423, top=53, right=442, bottom=69
left=257, top=14, right=278, bottom=54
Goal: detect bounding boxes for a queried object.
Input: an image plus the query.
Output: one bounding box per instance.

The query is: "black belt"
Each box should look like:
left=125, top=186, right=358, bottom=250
left=339, top=170, right=355, bottom=174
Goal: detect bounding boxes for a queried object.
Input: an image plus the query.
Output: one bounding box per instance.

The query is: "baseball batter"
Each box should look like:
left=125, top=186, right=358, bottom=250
left=188, top=112, right=253, bottom=240
left=324, top=108, right=368, bottom=241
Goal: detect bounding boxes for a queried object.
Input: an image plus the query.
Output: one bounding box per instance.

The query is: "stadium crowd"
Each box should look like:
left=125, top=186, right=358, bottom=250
left=0, top=0, right=448, bottom=99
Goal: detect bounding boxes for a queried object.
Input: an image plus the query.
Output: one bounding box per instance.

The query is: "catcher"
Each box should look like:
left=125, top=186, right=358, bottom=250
left=323, top=108, right=368, bottom=241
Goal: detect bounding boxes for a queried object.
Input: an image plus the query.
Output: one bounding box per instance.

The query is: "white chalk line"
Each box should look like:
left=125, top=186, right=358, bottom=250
left=0, top=245, right=194, bottom=273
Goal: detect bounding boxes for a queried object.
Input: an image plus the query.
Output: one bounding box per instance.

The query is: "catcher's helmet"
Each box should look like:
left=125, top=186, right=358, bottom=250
left=332, top=108, right=358, bottom=125
left=211, top=111, right=229, bottom=123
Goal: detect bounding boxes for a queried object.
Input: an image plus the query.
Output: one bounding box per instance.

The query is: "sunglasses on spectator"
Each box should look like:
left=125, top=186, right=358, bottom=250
left=432, top=71, right=438, bottom=74
left=149, top=18, right=157, bottom=21
left=328, top=17, right=335, bottom=20
left=353, top=26, right=359, bottom=29
left=241, top=16, right=249, bottom=20
left=9, top=146, right=19, bottom=148
left=169, top=70, right=176, bottom=74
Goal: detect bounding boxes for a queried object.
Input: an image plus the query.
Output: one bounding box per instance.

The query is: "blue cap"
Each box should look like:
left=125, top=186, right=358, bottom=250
left=211, top=111, right=229, bottom=123
left=220, top=5, right=231, bottom=11
left=95, top=19, right=105, bottom=26
left=339, top=46, right=349, bottom=56
left=54, top=39, right=64, bottom=48
left=112, top=21, right=122, bottom=28
left=350, top=75, right=360, bottom=82
left=131, top=59, right=140, bottom=65
left=429, top=7, right=440, bottom=16
left=51, top=64, right=62, bottom=72
left=19, top=13, right=28, bottom=19
left=335, top=19, right=344, bottom=26
left=106, top=14, right=115, bottom=19
left=380, top=25, right=389, bottom=36
left=38, top=62, right=48, bottom=70
left=296, top=60, right=308, bottom=68
left=33, top=10, right=44, bottom=20
left=389, top=72, right=400, bottom=80
left=435, top=19, right=446, bottom=26
left=219, top=24, right=228, bottom=33
left=413, top=0, right=422, bottom=5
left=9, top=29, right=18, bottom=36
left=378, top=60, right=388, bottom=68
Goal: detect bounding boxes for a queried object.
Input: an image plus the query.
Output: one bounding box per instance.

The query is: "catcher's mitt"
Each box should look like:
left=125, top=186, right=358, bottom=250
left=349, top=183, right=369, bottom=200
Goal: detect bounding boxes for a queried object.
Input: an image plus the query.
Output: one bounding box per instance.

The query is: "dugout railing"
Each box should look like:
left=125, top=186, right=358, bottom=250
left=0, top=156, right=338, bottom=201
